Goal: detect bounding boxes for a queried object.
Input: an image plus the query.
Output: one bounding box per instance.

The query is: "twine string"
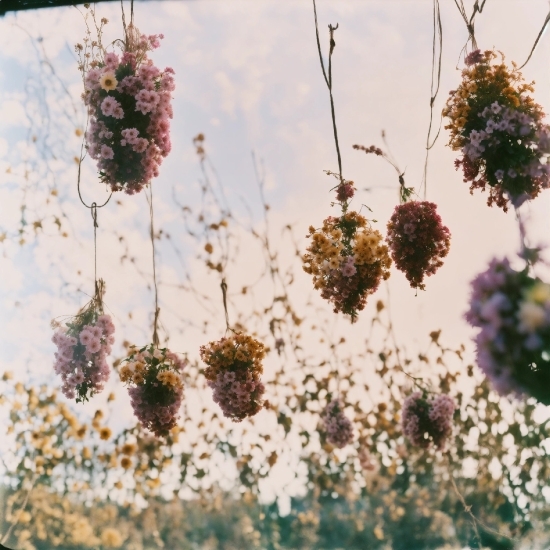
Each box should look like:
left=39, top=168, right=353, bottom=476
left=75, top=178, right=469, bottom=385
left=519, top=8, right=550, bottom=69
left=313, top=0, right=343, bottom=184
left=420, top=0, right=443, bottom=199
left=147, top=185, right=160, bottom=347
left=221, top=278, right=231, bottom=332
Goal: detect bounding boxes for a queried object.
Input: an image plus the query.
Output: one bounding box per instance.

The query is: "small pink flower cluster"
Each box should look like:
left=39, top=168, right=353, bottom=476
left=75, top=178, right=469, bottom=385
left=401, top=392, right=455, bottom=450
left=358, top=448, right=376, bottom=471
left=386, top=201, right=451, bottom=290
left=52, top=314, right=115, bottom=403
left=321, top=399, right=354, bottom=449
left=200, top=333, right=267, bottom=422
left=120, top=345, right=186, bottom=437
left=83, top=32, right=175, bottom=194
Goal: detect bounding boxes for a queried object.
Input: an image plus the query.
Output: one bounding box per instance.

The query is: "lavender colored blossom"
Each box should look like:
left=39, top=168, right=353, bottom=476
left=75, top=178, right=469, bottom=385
left=466, top=257, right=550, bottom=404
left=401, top=392, right=455, bottom=450
left=321, top=400, right=354, bottom=449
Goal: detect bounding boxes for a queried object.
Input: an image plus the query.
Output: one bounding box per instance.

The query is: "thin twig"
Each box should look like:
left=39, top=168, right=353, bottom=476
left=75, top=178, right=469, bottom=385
left=312, top=0, right=343, bottom=182
left=518, top=8, right=550, bottom=69
left=420, top=0, right=443, bottom=199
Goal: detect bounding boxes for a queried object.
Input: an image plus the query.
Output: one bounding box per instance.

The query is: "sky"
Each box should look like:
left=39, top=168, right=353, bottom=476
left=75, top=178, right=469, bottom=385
left=1, top=0, right=550, bottom=505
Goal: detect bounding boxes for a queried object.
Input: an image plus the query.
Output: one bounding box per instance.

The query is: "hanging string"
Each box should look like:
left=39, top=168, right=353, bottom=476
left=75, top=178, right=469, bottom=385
left=76, top=132, right=111, bottom=307
left=77, top=132, right=112, bottom=210
left=313, top=0, right=343, bottom=183
left=90, top=201, right=99, bottom=296
left=453, top=0, right=489, bottom=53
left=147, top=185, right=160, bottom=347
left=518, top=7, right=550, bottom=69
left=220, top=278, right=231, bottom=332
left=419, top=0, right=443, bottom=199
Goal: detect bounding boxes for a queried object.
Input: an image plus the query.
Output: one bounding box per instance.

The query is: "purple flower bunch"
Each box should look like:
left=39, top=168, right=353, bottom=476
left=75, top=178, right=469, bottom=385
left=52, top=308, right=115, bottom=403
left=321, top=399, right=354, bottom=449
left=120, top=344, right=186, bottom=437
left=444, top=49, right=550, bottom=211
left=401, top=392, right=455, bottom=450
left=81, top=25, right=174, bottom=194
left=200, top=333, right=267, bottom=422
left=386, top=201, right=451, bottom=290
left=465, top=258, right=550, bottom=404
left=460, top=102, right=550, bottom=208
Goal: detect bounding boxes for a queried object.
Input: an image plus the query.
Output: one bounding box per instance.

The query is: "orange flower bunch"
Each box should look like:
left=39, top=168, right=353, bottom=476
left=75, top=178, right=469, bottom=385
left=200, top=333, right=267, bottom=422
left=443, top=50, right=550, bottom=210
left=303, top=212, right=391, bottom=322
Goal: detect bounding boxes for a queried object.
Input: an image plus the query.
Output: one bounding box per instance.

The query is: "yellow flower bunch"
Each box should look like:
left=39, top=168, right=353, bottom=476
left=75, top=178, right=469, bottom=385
left=200, top=333, right=267, bottom=421
left=443, top=49, right=550, bottom=210
left=120, top=345, right=186, bottom=436
left=302, top=212, right=391, bottom=321
left=443, top=50, right=538, bottom=150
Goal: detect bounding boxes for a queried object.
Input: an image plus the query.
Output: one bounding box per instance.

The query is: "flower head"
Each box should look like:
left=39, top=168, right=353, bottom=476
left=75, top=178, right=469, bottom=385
left=99, top=71, right=118, bottom=92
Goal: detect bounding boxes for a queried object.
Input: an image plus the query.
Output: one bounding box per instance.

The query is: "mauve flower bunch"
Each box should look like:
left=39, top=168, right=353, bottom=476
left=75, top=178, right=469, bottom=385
left=465, top=257, right=550, bottom=404
left=119, top=344, right=186, bottom=436
left=80, top=24, right=174, bottom=194
left=443, top=49, right=550, bottom=211
left=386, top=201, right=451, bottom=290
left=52, top=293, right=115, bottom=403
left=321, top=399, right=354, bottom=449
left=401, top=392, right=456, bottom=450
left=302, top=211, right=391, bottom=322
left=200, top=333, right=267, bottom=422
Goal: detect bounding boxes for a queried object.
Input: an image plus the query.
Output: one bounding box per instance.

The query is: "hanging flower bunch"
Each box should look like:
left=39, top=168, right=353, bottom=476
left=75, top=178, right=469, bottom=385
left=52, top=280, right=115, bottom=403
left=77, top=17, right=175, bottom=194
left=401, top=392, right=455, bottom=450
left=200, top=333, right=267, bottom=422
left=321, top=399, right=354, bottom=449
left=303, top=211, right=391, bottom=322
left=465, top=257, right=550, bottom=404
left=353, top=144, right=451, bottom=291
left=119, top=344, right=186, bottom=436
left=386, top=200, right=451, bottom=290
left=443, top=49, right=550, bottom=211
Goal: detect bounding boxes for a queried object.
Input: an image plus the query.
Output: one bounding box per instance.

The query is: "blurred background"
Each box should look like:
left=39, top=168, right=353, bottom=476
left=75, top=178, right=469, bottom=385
left=0, top=1, right=550, bottom=548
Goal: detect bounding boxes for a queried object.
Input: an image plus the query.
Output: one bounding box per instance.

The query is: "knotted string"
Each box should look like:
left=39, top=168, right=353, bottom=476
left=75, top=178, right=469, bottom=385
left=146, top=185, right=160, bottom=347
left=221, top=278, right=231, bottom=332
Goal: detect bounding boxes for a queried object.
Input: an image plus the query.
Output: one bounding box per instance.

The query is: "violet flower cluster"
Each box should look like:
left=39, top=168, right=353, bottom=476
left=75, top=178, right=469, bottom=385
left=52, top=313, right=115, bottom=403
left=386, top=201, right=451, bottom=290
left=120, top=345, right=186, bottom=437
left=443, top=49, right=550, bottom=211
left=200, top=333, right=267, bottom=422
left=401, top=392, right=455, bottom=450
left=321, top=399, right=354, bottom=449
left=82, top=29, right=174, bottom=194
left=465, top=257, right=550, bottom=404
left=461, top=102, right=550, bottom=208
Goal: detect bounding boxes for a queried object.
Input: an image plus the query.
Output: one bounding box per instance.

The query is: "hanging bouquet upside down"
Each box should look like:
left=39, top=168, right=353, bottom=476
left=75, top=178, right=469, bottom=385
left=76, top=6, right=175, bottom=194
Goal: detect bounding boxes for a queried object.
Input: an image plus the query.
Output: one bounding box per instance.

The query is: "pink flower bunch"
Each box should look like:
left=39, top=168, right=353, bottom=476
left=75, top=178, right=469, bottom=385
left=386, top=201, right=451, bottom=290
left=358, top=448, right=376, bottom=471
left=52, top=313, right=115, bottom=403
left=82, top=30, right=175, bottom=194
left=465, top=257, right=550, bottom=404
left=200, top=333, right=267, bottom=422
left=321, top=399, right=354, bottom=449
left=120, top=345, right=186, bottom=437
left=401, top=392, right=455, bottom=450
